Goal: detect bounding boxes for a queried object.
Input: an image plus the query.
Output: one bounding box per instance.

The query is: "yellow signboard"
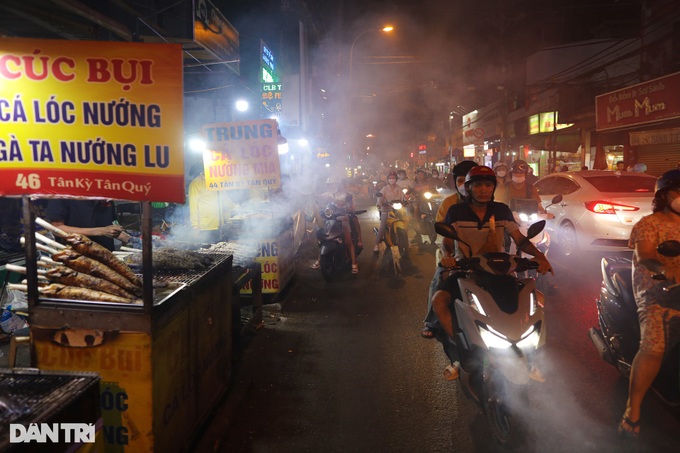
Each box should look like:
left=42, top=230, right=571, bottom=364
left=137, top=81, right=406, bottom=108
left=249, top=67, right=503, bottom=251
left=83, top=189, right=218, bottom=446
left=200, top=119, right=281, bottom=190
left=0, top=38, right=185, bottom=202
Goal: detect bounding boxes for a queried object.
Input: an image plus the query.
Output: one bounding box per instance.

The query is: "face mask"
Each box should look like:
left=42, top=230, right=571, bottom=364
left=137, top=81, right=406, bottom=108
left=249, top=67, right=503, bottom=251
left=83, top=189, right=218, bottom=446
left=456, top=184, right=467, bottom=197
left=496, top=170, right=507, bottom=178
left=512, top=174, right=526, bottom=184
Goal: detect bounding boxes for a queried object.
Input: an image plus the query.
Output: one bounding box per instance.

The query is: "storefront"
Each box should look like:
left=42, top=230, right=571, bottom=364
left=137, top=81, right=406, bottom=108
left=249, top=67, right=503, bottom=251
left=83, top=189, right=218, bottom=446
left=596, top=71, right=680, bottom=176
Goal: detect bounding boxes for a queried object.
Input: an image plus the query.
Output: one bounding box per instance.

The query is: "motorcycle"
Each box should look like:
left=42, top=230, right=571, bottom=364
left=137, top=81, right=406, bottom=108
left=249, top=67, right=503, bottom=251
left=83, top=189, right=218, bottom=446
left=408, top=189, right=440, bottom=245
left=588, top=239, right=680, bottom=407
left=434, top=220, right=548, bottom=447
left=316, top=201, right=366, bottom=279
left=373, top=193, right=410, bottom=276
left=509, top=195, right=562, bottom=292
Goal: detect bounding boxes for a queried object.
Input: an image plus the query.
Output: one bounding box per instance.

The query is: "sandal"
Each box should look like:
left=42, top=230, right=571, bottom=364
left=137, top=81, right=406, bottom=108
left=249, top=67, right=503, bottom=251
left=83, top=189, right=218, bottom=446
left=310, top=260, right=320, bottom=269
left=421, top=327, right=435, bottom=339
left=443, top=362, right=459, bottom=381
left=373, top=245, right=379, bottom=253
left=351, top=264, right=359, bottom=274
left=618, top=415, right=640, bottom=437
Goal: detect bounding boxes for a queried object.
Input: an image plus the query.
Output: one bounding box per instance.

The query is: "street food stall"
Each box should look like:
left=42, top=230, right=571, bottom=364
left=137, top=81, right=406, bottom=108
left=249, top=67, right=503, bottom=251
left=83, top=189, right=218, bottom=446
left=196, top=120, right=299, bottom=298
left=0, top=37, right=244, bottom=452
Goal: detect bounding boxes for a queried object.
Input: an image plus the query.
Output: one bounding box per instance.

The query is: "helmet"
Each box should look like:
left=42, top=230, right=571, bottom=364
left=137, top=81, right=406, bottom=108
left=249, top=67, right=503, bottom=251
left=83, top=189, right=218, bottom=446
left=416, top=168, right=427, bottom=174
left=493, top=161, right=508, bottom=170
left=464, top=166, right=497, bottom=188
left=632, top=163, right=647, bottom=173
left=655, top=169, right=680, bottom=193
left=452, top=161, right=478, bottom=178
left=387, top=171, right=398, bottom=180
left=510, top=160, right=529, bottom=174
left=326, top=175, right=336, bottom=184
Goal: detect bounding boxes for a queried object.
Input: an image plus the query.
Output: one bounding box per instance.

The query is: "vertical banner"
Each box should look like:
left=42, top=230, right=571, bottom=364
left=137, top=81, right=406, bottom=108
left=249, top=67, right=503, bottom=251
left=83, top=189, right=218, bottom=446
left=0, top=38, right=185, bottom=202
left=200, top=119, right=281, bottom=190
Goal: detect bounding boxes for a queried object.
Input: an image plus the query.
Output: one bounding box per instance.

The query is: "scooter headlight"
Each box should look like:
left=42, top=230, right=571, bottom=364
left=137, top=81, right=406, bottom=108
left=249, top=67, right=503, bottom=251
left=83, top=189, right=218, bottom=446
left=393, top=202, right=403, bottom=210
left=323, top=207, right=334, bottom=218
left=530, top=213, right=539, bottom=222
left=467, top=290, right=487, bottom=316
left=478, top=325, right=512, bottom=349
left=519, top=212, right=529, bottom=222
left=424, top=192, right=433, bottom=200
left=530, top=291, right=537, bottom=316
left=517, top=325, right=540, bottom=350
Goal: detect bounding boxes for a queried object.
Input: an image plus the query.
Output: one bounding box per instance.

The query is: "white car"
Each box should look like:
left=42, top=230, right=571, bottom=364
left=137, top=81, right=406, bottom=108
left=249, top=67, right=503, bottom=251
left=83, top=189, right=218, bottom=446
left=534, top=171, right=657, bottom=256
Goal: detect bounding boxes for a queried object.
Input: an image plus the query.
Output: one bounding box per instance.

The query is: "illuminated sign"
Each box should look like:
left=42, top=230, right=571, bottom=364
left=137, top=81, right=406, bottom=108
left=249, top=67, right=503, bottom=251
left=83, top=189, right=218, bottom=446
left=260, top=40, right=282, bottom=117
left=0, top=38, right=185, bottom=202
left=528, top=112, right=573, bottom=134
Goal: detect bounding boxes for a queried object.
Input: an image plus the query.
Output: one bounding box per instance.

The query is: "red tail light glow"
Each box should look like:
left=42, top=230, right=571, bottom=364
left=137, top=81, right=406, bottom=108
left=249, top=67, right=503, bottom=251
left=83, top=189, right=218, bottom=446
left=585, top=201, right=639, bottom=214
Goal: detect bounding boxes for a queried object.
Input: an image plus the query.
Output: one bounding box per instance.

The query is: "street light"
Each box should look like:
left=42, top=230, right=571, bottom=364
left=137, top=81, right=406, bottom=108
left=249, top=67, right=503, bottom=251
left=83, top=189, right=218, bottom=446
left=349, top=25, right=394, bottom=83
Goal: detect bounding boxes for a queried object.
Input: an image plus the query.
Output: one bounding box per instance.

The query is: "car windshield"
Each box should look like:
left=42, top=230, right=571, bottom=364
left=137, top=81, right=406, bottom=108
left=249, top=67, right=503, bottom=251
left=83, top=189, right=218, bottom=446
left=582, top=175, right=656, bottom=193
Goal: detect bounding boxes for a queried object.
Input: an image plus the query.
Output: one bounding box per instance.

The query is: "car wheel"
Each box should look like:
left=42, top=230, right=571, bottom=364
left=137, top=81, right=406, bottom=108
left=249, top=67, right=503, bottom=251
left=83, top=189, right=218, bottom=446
left=558, top=221, right=578, bottom=257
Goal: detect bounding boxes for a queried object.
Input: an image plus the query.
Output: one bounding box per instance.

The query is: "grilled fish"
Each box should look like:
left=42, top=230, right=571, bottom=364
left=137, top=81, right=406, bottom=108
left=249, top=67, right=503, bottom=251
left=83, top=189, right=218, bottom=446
left=39, top=283, right=140, bottom=304
left=44, top=266, right=137, bottom=300
left=52, top=249, right=142, bottom=297
left=64, top=234, right=143, bottom=287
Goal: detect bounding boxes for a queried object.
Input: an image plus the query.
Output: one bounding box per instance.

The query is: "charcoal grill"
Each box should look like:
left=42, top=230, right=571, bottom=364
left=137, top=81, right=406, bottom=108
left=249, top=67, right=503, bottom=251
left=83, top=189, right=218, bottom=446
left=0, top=369, right=100, bottom=451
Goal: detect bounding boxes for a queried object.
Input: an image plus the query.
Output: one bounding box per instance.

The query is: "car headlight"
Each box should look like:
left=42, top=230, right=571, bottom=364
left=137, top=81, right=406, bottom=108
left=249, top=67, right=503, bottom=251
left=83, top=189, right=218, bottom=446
left=424, top=192, right=433, bottom=200
left=478, top=325, right=512, bottom=349
left=393, top=202, right=403, bottom=210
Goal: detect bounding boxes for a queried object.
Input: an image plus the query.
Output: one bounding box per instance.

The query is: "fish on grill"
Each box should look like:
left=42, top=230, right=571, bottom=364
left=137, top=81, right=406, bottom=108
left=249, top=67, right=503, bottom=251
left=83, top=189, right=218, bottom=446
left=124, top=248, right=214, bottom=270
left=64, top=234, right=143, bottom=287
left=44, top=266, right=137, bottom=300
left=38, top=283, right=140, bottom=304
left=52, top=249, right=142, bottom=297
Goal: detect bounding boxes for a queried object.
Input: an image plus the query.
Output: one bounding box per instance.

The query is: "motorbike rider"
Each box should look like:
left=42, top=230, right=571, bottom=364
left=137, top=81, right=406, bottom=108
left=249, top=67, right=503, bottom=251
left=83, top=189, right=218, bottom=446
left=396, top=169, right=412, bottom=191
left=495, top=160, right=545, bottom=213
left=493, top=160, right=509, bottom=187
left=311, top=176, right=363, bottom=274
left=420, top=161, right=478, bottom=339
left=374, top=171, right=405, bottom=253
left=618, top=169, right=680, bottom=437
left=431, top=166, right=553, bottom=379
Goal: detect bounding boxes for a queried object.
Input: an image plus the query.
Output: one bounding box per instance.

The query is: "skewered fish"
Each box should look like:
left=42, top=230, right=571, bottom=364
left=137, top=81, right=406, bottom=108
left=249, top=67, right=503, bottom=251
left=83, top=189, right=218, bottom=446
left=64, top=234, right=143, bottom=287
left=124, top=248, right=214, bottom=270
left=38, top=283, right=140, bottom=304
left=44, top=266, right=137, bottom=300
left=52, top=249, right=142, bottom=297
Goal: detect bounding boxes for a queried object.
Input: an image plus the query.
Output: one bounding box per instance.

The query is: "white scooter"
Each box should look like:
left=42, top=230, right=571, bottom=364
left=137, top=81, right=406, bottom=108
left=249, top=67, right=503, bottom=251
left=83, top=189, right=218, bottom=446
left=435, top=220, right=548, bottom=448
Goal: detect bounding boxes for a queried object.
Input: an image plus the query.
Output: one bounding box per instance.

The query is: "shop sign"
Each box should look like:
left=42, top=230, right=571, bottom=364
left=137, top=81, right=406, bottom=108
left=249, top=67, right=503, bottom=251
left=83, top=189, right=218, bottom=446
left=629, top=127, right=680, bottom=146
left=193, top=0, right=239, bottom=63
left=596, top=71, right=680, bottom=131
left=529, top=112, right=573, bottom=134
left=462, top=111, right=484, bottom=146
left=200, top=119, right=281, bottom=190
left=0, top=38, right=185, bottom=202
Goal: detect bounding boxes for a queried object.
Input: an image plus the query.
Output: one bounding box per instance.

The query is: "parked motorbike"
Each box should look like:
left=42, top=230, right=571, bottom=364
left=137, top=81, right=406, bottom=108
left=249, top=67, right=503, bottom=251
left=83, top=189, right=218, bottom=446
left=316, top=201, right=366, bottom=279
left=588, top=240, right=680, bottom=407
left=434, top=220, right=548, bottom=447
left=373, top=193, right=410, bottom=275
left=408, top=189, right=439, bottom=245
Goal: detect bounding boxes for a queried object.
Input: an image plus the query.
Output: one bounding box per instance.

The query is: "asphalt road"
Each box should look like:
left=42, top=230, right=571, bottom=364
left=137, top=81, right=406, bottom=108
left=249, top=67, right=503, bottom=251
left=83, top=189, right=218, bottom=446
left=195, top=196, right=680, bottom=453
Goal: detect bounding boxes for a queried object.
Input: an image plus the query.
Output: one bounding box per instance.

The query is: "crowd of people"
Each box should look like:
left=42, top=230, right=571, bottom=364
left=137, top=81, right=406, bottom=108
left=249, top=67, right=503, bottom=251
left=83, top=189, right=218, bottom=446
left=306, top=160, right=679, bottom=439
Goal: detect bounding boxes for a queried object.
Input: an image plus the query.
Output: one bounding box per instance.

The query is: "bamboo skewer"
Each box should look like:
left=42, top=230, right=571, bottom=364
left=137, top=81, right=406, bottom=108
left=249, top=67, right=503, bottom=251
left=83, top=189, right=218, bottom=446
left=5, top=264, right=47, bottom=276
left=36, top=217, right=69, bottom=238
left=35, top=232, right=66, bottom=249
left=120, top=246, right=142, bottom=253
left=20, top=237, right=59, bottom=255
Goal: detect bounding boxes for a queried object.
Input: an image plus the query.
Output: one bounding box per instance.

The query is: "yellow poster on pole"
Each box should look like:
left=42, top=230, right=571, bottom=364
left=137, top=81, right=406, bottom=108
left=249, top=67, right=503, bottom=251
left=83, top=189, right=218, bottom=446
left=200, top=119, right=281, bottom=190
